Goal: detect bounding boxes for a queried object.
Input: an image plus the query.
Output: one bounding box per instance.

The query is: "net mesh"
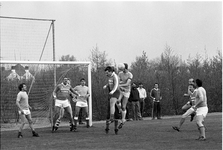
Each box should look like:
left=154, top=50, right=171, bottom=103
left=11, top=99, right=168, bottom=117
left=1, top=63, right=88, bottom=129
left=0, top=16, right=54, bottom=61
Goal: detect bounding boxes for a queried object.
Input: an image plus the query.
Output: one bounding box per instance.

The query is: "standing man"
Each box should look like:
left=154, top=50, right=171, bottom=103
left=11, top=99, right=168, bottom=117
left=103, top=66, right=120, bottom=134
left=16, top=83, right=39, bottom=138
left=150, top=83, right=162, bottom=119
left=118, top=63, right=133, bottom=129
left=137, top=82, right=147, bottom=118
left=52, top=77, right=80, bottom=132
left=192, top=79, right=208, bottom=141
left=129, top=82, right=142, bottom=121
left=73, top=78, right=90, bottom=131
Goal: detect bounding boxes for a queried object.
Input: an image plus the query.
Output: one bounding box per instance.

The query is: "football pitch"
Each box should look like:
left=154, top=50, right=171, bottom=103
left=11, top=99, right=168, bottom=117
left=1, top=113, right=222, bottom=150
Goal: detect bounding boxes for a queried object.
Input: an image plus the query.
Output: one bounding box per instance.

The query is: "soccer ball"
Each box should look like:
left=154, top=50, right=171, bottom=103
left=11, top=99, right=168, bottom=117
left=118, top=63, right=125, bottom=70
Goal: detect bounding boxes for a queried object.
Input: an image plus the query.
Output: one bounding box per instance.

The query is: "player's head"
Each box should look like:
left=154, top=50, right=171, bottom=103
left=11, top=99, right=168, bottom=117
left=18, top=83, right=27, bottom=91
left=80, top=78, right=86, bottom=86
left=188, top=84, right=196, bottom=92
left=188, top=78, right=195, bottom=85
left=63, top=77, right=69, bottom=85
left=104, top=66, right=114, bottom=76
left=195, top=79, right=202, bottom=87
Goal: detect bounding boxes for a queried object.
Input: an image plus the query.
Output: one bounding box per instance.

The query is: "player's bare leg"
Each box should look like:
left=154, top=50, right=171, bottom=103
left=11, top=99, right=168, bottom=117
left=196, top=115, right=206, bottom=141
left=109, top=97, right=117, bottom=124
left=118, top=96, right=128, bottom=129
left=52, top=106, right=61, bottom=132
left=83, top=107, right=90, bottom=128
left=26, top=114, right=39, bottom=137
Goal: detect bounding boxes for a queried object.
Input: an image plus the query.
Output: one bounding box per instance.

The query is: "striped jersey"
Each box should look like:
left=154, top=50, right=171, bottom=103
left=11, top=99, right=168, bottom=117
left=54, top=83, right=72, bottom=100
left=108, top=72, right=119, bottom=93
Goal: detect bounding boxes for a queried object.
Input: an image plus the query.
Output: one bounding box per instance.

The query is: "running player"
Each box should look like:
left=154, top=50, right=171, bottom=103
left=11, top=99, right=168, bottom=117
left=52, top=77, right=80, bottom=132
left=172, top=84, right=197, bottom=131
left=103, top=66, right=120, bottom=134
left=73, top=78, right=90, bottom=131
left=117, top=63, right=133, bottom=129
left=16, top=83, right=39, bottom=138
left=193, top=79, right=208, bottom=141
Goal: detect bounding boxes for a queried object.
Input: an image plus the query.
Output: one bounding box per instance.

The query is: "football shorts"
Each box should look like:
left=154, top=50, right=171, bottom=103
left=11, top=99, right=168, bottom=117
left=76, top=101, right=88, bottom=107
left=19, top=109, right=31, bottom=115
left=196, top=106, right=208, bottom=118
left=55, top=99, right=71, bottom=108
left=120, top=90, right=130, bottom=98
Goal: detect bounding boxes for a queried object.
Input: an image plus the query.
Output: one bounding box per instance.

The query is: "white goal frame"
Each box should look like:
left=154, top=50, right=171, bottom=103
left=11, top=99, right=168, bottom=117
left=0, top=60, right=93, bottom=126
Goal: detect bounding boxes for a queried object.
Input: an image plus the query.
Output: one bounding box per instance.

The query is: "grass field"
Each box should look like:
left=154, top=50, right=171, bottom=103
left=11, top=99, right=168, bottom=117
left=1, top=113, right=222, bottom=150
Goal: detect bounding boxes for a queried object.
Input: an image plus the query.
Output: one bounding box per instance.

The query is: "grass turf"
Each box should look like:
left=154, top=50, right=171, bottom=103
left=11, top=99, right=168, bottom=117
left=1, top=113, right=222, bottom=150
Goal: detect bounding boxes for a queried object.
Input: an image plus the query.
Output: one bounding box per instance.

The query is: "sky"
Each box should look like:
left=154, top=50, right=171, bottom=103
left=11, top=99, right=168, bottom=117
left=0, top=1, right=222, bottom=65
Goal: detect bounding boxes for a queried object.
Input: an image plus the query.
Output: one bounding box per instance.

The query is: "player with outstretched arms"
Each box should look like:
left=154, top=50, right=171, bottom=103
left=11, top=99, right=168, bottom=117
left=52, top=77, right=80, bottom=132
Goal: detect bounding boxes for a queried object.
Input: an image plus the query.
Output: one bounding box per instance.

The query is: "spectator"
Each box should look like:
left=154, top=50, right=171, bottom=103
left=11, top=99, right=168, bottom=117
left=150, top=83, right=162, bottom=119
left=137, top=82, right=147, bottom=117
left=129, top=82, right=142, bottom=121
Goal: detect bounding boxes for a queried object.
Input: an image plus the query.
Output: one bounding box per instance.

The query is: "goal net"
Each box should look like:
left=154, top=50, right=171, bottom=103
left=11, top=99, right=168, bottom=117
left=0, top=61, right=92, bottom=129
left=0, top=16, right=54, bottom=61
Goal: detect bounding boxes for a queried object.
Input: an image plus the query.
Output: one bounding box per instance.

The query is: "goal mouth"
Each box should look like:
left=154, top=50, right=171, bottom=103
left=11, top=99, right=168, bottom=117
left=0, top=61, right=92, bottom=129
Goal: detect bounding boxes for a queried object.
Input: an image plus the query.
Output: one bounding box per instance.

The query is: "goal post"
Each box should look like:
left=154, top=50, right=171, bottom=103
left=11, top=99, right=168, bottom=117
left=0, top=60, right=93, bottom=127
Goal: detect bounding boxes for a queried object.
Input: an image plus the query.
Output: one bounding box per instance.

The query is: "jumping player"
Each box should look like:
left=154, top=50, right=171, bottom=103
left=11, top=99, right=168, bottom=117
left=16, top=83, right=39, bottom=138
left=103, top=66, right=120, bottom=134
left=117, top=63, right=133, bottom=129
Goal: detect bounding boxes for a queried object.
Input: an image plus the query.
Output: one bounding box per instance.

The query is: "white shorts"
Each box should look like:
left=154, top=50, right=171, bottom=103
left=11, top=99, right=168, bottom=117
left=196, top=107, right=208, bottom=118
left=19, top=109, right=31, bottom=115
left=182, top=107, right=195, bottom=118
left=76, top=101, right=88, bottom=107
left=55, top=99, right=71, bottom=108
left=120, top=91, right=130, bottom=98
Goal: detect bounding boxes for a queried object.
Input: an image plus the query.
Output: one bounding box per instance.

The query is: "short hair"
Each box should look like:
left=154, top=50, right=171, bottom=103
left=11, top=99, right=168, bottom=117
left=18, top=83, right=25, bottom=91
left=139, top=82, right=143, bottom=85
left=104, top=66, right=114, bottom=72
left=154, top=83, right=159, bottom=85
left=124, top=63, right=128, bottom=69
left=80, top=78, right=85, bottom=81
left=196, top=79, right=202, bottom=87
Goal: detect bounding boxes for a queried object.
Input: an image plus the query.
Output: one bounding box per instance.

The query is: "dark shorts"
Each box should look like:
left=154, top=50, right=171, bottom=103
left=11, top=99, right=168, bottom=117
left=106, top=100, right=121, bottom=120
left=108, top=90, right=120, bottom=99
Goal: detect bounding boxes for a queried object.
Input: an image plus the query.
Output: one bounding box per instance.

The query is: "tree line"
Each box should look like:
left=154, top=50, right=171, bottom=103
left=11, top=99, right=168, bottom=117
left=86, top=45, right=222, bottom=120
